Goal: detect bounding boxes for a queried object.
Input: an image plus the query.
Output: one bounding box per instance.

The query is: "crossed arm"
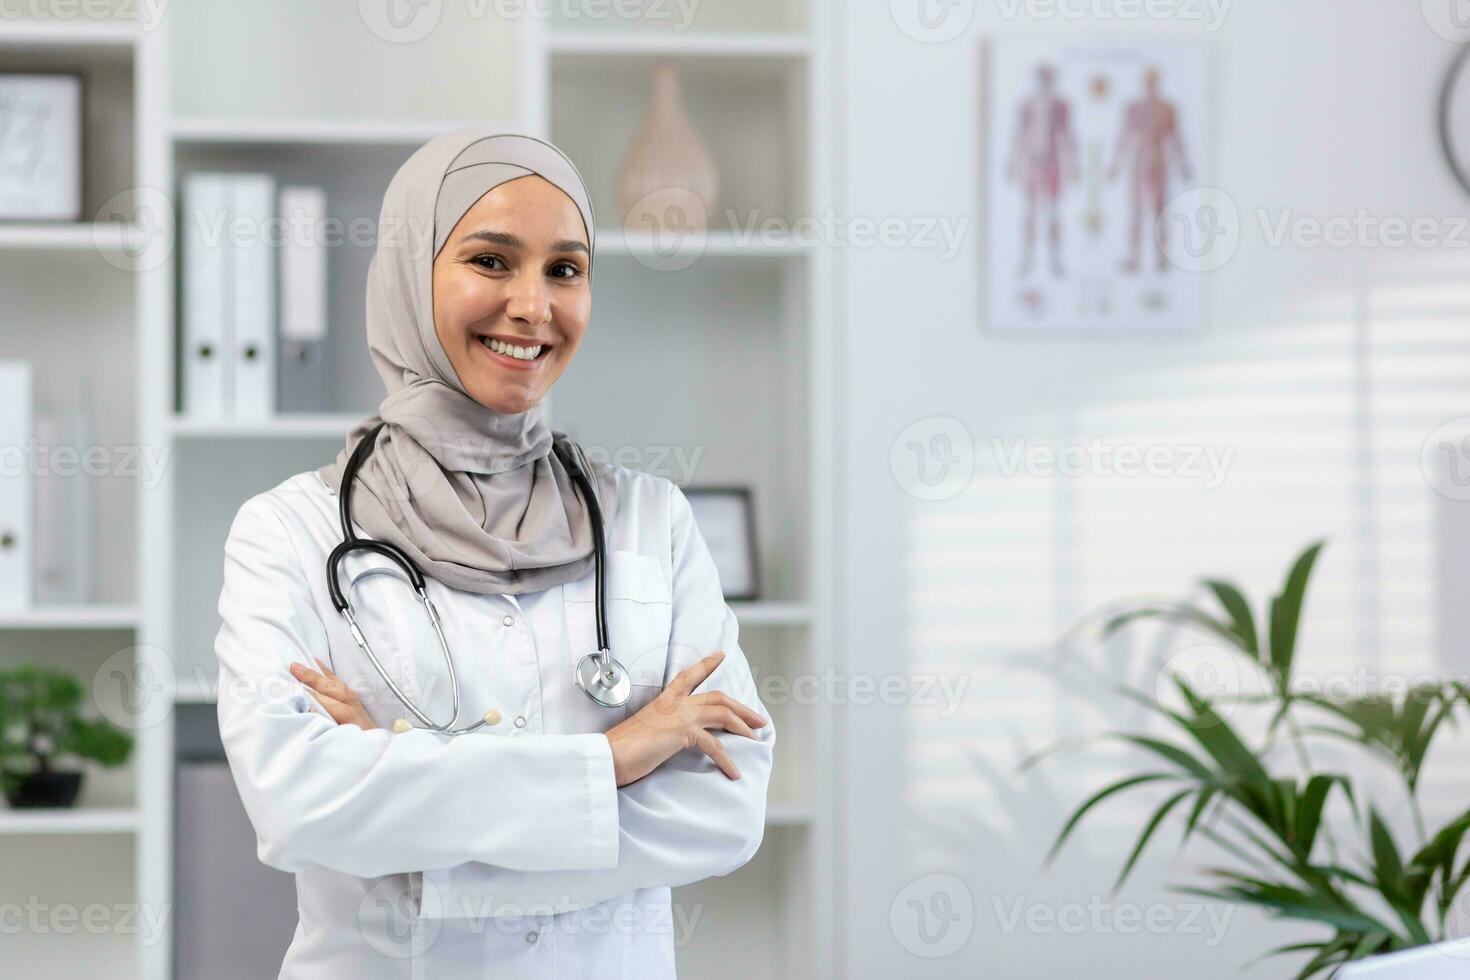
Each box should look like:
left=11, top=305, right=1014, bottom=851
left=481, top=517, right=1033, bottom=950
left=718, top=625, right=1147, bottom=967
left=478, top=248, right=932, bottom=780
left=215, top=482, right=775, bottom=907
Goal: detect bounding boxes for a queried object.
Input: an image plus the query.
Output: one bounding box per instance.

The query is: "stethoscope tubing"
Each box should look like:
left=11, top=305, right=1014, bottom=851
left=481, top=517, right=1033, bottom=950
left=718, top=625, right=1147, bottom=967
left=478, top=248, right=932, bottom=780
left=324, top=422, right=623, bottom=735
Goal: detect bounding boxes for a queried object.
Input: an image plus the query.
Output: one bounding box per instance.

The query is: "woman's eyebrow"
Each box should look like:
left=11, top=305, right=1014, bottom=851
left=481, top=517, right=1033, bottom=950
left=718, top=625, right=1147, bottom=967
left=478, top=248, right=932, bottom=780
left=460, top=229, right=589, bottom=254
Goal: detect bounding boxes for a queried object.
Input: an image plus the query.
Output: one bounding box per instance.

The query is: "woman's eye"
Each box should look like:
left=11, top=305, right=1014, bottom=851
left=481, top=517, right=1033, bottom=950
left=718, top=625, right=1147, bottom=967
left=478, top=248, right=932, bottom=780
left=549, top=261, right=582, bottom=280
left=471, top=254, right=505, bottom=271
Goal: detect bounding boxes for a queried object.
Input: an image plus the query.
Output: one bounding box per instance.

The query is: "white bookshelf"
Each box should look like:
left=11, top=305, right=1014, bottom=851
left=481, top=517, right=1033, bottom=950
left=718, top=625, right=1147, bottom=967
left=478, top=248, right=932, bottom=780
left=7, top=3, right=839, bottom=977
left=0, top=14, right=153, bottom=979
left=0, top=605, right=141, bottom=630
left=0, top=806, right=139, bottom=835
left=525, top=6, right=839, bottom=978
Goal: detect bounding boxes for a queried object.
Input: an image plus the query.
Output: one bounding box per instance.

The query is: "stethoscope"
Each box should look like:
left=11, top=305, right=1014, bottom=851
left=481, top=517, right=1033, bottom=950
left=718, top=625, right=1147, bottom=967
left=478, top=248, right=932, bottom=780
left=325, top=422, right=633, bottom=736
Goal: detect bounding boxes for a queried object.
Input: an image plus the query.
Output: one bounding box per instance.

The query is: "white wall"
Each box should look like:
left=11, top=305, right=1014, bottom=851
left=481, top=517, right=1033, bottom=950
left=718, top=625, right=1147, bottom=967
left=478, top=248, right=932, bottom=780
left=839, top=2, right=1470, bottom=976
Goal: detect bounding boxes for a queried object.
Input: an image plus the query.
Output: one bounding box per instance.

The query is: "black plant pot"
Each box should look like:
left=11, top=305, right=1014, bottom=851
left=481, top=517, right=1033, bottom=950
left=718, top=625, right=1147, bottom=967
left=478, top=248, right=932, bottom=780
left=3, top=770, right=83, bottom=809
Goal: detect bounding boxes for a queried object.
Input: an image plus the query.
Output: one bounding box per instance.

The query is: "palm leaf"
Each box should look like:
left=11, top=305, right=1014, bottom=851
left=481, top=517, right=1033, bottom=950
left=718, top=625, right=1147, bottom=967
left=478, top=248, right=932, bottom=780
left=1266, top=540, right=1325, bottom=687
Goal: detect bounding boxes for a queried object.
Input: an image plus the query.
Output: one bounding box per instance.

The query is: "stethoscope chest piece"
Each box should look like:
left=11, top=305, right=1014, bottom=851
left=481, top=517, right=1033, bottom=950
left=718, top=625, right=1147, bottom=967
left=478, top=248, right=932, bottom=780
left=575, top=651, right=632, bottom=708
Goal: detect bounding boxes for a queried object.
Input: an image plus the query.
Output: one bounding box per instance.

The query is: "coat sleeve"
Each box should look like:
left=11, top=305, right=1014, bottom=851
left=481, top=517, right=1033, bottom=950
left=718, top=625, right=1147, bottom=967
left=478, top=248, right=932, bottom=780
left=214, top=493, right=621, bottom=878
left=420, top=480, right=776, bottom=918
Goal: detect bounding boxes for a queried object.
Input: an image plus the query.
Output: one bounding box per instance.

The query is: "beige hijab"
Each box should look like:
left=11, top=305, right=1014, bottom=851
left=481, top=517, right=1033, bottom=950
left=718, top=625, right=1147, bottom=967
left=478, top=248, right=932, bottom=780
left=317, top=128, right=615, bottom=595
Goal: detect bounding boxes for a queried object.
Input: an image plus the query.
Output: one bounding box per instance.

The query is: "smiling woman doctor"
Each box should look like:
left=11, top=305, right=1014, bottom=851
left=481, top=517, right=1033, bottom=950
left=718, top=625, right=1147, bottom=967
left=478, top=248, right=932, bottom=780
left=213, top=128, right=775, bottom=979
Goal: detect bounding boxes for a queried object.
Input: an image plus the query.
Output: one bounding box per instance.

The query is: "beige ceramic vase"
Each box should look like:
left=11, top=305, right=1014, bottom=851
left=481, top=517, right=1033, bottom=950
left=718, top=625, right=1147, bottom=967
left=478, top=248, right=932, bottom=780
left=616, top=60, right=720, bottom=236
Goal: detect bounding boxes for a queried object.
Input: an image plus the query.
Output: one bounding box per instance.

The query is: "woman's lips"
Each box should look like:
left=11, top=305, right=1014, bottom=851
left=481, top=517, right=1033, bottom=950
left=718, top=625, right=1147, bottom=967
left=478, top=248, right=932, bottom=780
left=476, top=336, right=546, bottom=371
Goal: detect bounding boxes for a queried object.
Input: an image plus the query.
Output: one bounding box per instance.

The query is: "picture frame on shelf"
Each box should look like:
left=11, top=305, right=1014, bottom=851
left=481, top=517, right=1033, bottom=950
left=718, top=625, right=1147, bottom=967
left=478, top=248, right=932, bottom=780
left=0, top=73, right=83, bottom=222
left=683, top=486, right=759, bottom=601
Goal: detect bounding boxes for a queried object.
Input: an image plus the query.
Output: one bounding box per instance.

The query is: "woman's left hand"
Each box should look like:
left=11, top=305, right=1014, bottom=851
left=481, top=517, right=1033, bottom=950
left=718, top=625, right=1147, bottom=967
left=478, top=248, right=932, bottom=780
left=290, top=657, right=379, bottom=730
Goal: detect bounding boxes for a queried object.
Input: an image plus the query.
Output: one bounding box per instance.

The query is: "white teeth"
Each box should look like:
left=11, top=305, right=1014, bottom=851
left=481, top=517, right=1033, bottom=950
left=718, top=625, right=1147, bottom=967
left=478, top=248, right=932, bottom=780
left=482, top=337, right=543, bottom=361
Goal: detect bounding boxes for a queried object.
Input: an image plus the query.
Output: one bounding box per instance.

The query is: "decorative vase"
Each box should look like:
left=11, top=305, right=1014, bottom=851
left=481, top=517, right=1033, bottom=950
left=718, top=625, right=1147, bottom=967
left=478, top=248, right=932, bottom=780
left=616, top=60, right=720, bottom=237
left=3, top=769, right=83, bottom=808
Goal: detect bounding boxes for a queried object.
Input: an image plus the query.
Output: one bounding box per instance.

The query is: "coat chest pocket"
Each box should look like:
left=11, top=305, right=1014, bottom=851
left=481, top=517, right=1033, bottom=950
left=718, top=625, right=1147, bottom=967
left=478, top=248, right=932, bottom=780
left=563, top=550, right=672, bottom=717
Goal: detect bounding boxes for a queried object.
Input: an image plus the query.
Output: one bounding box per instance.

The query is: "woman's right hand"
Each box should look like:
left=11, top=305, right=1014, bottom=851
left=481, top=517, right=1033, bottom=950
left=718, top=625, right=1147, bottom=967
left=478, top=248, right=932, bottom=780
left=602, top=651, right=767, bottom=787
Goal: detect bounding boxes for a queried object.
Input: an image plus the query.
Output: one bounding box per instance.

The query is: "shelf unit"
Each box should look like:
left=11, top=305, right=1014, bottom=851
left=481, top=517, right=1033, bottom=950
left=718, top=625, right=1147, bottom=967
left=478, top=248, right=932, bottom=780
left=0, top=16, right=151, bottom=980
left=524, top=6, right=838, bottom=978
left=7, top=3, right=838, bottom=977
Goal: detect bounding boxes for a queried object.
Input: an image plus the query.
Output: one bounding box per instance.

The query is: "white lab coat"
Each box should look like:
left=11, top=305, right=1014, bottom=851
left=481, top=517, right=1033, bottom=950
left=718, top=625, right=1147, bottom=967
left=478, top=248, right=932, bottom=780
left=213, top=463, right=775, bottom=979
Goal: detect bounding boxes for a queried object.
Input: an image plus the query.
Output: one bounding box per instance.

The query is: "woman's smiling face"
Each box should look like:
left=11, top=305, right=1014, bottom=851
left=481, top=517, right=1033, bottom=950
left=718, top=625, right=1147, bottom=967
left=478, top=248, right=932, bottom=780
left=431, top=174, right=591, bottom=415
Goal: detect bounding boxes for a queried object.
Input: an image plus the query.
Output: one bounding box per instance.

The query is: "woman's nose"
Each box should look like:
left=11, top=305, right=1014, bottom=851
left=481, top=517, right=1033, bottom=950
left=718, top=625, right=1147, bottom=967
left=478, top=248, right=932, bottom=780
left=505, top=270, right=551, bottom=325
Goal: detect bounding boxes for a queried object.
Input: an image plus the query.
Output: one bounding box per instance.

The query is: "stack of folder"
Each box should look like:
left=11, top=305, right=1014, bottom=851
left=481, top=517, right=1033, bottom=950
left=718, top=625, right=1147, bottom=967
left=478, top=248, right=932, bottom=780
left=180, top=174, right=330, bottom=417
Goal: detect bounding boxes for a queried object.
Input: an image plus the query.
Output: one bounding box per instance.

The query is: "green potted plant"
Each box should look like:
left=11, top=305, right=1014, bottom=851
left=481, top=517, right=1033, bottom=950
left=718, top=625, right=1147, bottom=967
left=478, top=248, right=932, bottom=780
left=1030, top=542, right=1470, bottom=978
left=0, top=664, right=134, bottom=809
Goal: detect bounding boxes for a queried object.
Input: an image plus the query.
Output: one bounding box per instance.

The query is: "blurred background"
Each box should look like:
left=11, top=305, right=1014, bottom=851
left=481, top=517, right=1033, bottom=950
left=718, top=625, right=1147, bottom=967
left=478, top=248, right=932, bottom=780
left=3, top=0, right=1470, bottom=977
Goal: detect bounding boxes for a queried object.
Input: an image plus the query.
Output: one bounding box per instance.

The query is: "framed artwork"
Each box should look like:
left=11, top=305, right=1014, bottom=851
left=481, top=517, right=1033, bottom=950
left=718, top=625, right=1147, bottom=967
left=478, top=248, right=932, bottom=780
left=0, top=73, right=83, bottom=221
left=985, top=40, right=1211, bottom=333
left=683, top=486, right=758, bottom=601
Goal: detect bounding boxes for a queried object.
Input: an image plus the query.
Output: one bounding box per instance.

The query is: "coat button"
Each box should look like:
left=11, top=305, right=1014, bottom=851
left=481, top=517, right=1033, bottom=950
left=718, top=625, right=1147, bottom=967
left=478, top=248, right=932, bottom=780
left=525, top=930, right=539, bottom=943
left=513, top=715, right=527, bottom=729
left=502, top=614, right=515, bottom=627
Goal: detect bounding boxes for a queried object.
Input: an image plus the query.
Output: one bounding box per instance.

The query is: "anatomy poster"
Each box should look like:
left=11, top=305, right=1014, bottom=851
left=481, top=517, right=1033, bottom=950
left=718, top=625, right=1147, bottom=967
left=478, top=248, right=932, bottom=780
left=986, top=40, right=1210, bottom=333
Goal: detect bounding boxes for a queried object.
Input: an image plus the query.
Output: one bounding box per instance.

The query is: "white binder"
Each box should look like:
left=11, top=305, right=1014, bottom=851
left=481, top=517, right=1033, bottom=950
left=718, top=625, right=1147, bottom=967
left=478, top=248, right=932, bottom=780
left=0, top=362, right=33, bottom=610
left=277, top=185, right=330, bottom=413
left=231, top=174, right=278, bottom=418
left=181, top=173, right=234, bottom=417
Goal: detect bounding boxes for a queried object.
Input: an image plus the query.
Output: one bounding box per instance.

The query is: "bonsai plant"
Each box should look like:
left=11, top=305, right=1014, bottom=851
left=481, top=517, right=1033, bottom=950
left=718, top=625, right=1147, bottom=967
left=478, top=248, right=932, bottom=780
left=0, top=664, right=134, bottom=809
left=1029, top=541, right=1470, bottom=978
